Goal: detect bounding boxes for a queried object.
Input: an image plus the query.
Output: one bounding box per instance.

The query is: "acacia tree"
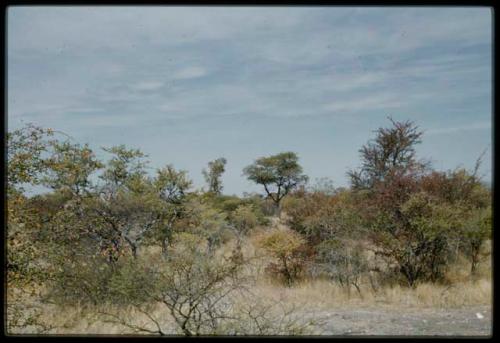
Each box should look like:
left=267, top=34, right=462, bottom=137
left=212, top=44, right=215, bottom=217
left=348, top=117, right=425, bottom=190
left=41, top=145, right=157, bottom=263
left=370, top=191, right=462, bottom=286
left=202, top=158, right=227, bottom=195
left=42, top=140, right=103, bottom=196
left=152, top=165, right=192, bottom=254
left=243, top=152, right=308, bottom=213
left=6, top=124, right=58, bottom=333
left=89, top=147, right=193, bottom=260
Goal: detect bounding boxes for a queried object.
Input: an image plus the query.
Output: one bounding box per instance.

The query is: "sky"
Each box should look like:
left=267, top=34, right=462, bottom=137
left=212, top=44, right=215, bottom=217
left=7, top=6, right=493, bottom=195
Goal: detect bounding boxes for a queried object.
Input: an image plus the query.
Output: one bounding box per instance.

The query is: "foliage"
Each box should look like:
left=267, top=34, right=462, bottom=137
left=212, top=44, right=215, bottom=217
left=7, top=124, right=55, bottom=192
left=308, top=177, right=338, bottom=196
left=231, top=204, right=259, bottom=237
left=347, top=118, right=491, bottom=286
left=243, top=152, right=308, bottom=212
left=315, top=239, right=368, bottom=296
left=101, top=232, right=245, bottom=336
left=257, top=229, right=309, bottom=286
left=460, top=206, right=492, bottom=275
left=202, top=157, right=227, bottom=195
left=5, top=121, right=493, bottom=334
left=6, top=124, right=58, bottom=333
left=100, top=145, right=149, bottom=187
left=42, top=140, right=103, bottom=195
left=180, top=199, right=232, bottom=252
left=348, top=117, right=426, bottom=190
left=283, top=189, right=361, bottom=244
left=210, top=194, right=269, bottom=227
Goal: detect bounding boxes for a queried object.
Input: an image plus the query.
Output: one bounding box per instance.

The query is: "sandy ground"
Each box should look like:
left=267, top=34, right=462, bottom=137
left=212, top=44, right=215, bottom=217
left=8, top=305, right=492, bottom=337
left=305, top=305, right=492, bottom=336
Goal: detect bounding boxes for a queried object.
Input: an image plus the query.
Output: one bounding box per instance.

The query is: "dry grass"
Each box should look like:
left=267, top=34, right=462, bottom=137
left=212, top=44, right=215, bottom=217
left=9, top=232, right=492, bottom=335
left=236, top=229, right=492, bottom=311
left=247, top=275, right=491, bottom=311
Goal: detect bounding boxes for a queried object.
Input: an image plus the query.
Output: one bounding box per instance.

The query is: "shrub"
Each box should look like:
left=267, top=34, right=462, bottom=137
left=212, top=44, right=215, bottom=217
left=231, top=204, right=259, bottom=237
left=257, top=229, right=308, bottom=286
left=460, top=206, right=492, bottom=275
left=101, top=232, right=246, bottom=336
left=315, top=239, right=368, bottom=296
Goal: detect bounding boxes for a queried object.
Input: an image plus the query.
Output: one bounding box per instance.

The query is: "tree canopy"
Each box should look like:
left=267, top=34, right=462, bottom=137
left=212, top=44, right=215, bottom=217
left=202, top=158, right=227, bottom=195
left=243, top=152, right=308, bottom=210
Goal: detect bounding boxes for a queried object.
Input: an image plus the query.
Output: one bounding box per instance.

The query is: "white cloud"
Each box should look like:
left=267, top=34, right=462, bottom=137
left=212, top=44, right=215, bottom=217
left=7, top=7, right=492, bottom=194
left=323, top=92, right=407, bottom=113
left=132, top=80, right=164, bottom=91
left=426, top=121, right=492, bottom=135
left=173, top=66, right=207, bottom=80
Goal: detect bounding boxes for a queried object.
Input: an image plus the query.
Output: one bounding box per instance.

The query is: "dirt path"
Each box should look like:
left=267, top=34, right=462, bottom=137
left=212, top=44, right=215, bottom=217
left=307, top=305, right=491, bottom=336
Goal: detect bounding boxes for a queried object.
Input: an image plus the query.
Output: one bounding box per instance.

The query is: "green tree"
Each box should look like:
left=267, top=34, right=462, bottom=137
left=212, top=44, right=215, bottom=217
left=43, top=140, right=103, bottom=196
left=202, top=157, right=227, bottom=195
left=7, top=124, right=54, bottom=193
left=6, top=124, right=56, bottom=333
left=461, top=206, right=492, bottom=275
left=100, top=145, right=149, bottom=188
left=152, top=165, right=192, bottom=254
left=243, top=152, right=308, bottom=213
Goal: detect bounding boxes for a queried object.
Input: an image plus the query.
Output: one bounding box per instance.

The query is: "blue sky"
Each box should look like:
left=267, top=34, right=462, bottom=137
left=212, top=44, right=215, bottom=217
left=8, top=6, right=492, bottom=195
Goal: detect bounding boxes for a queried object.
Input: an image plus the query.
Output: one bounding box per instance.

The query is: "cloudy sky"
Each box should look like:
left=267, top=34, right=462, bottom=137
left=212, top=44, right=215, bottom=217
left=8, top=6, right=492, bottom=195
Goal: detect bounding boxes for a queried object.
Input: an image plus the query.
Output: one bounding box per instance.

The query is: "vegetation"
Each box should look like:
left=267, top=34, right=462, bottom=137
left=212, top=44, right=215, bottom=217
left=6, top=118, right=492, bottom=335
left=243, top=152, right=308, bottom=213
left=203, top=158, right=227, bottom=195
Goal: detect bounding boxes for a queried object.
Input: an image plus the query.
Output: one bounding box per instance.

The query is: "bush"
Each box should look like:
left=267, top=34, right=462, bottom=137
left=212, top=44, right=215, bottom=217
left=257, top=229, right=309, bottom=286
left=282, top=190, right=361, bottom=245
left=231, top=204, right=259, bottom=237
left=314, top=239, right=368, bottom=296
left=460, top=206, right=492, bottom=275
left=101, top=232, right=246, bottom=336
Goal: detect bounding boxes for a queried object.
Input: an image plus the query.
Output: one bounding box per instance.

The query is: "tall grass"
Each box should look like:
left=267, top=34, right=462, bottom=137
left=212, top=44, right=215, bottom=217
left=9, top=234, right=492, bottom=335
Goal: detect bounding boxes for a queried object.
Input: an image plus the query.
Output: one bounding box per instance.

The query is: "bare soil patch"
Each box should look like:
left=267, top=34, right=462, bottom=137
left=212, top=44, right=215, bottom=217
left=308, top=305, right=491, bottom=336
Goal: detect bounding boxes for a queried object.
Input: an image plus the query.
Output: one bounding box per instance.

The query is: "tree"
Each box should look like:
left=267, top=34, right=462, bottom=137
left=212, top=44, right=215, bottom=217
left=460, top=206, right=492, bottom=275
left=100, top=145, right=149, bottom=189
left=7, top=123, right=54, bottom=193
left=257, top=228, right=308, bottom=286
left=6, top=124, right=57, bottom=333
left=419, top=159, right=491, bottom=275
left=243, top=152, right=308, bottom=213
left=347, top=118, right=466, bottom=287
left=231, top=204, right=259, bottom=239
left=40, top=145, right=158, bottom=264
left=152, top=165, right=192, bottom=254
left=43, top=140, right=103, bottom=196
left=376, top=191, right=462, bottom=286
left=283, top=189, right=361, bottom=245
left=348, top=117, right=425, bottom=190
left=181, top=199, right=232, bottom=253
left=202, top=158, right=227, bottom=195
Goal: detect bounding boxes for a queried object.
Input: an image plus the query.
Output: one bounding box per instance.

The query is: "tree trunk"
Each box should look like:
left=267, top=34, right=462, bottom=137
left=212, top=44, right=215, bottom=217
left=161, top=237, right=169, bottom=257
left=470, top=242, right=481, bottom=276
